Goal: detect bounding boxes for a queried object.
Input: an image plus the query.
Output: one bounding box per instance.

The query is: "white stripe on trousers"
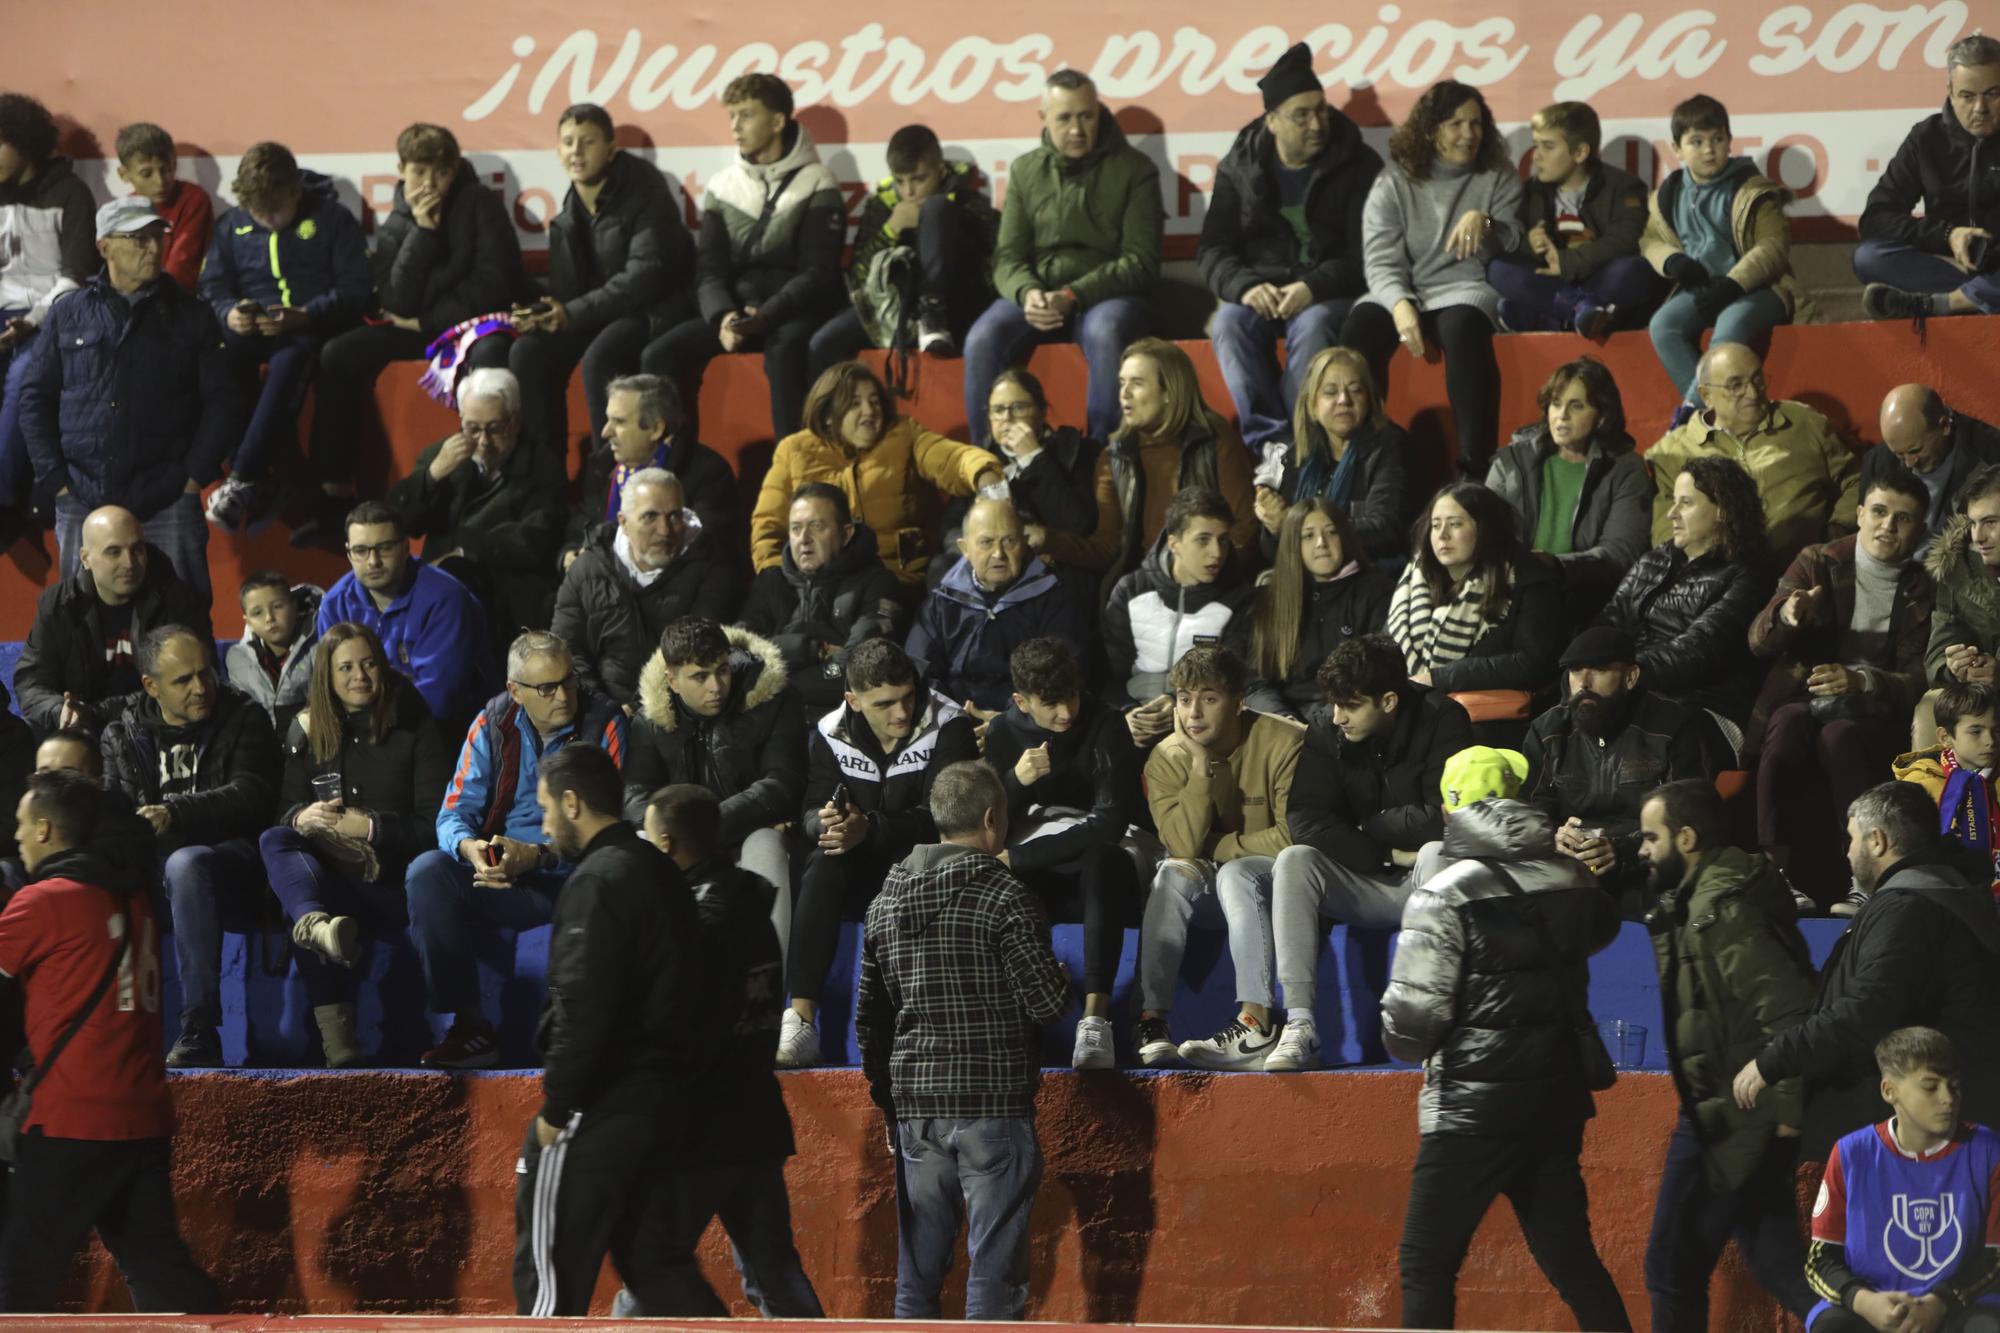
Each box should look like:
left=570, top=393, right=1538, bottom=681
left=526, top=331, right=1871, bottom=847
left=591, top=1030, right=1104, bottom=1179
left=529, top=1112, right=581, bottom=1318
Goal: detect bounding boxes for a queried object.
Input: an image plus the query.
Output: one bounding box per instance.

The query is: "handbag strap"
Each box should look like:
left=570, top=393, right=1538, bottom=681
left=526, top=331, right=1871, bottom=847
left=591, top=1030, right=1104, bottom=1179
left=19, top=900, right=132, bottom=1096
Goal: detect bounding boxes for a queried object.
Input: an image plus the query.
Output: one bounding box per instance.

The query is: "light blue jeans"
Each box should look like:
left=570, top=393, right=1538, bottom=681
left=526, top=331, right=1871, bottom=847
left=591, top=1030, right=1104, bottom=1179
left=1648, top=286, right=1789, bottom=399
left=1138, top=856, right=1276, bottom=1012
left=895, top=1116, right=1042, bottom=1319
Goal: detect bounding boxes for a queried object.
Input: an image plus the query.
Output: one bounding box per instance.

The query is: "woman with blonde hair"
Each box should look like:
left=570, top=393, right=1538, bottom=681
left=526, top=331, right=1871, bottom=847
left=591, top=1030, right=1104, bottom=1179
left=257, top=621, right=453, bottom=1066
left=1105, top=336, right=1259, bottom=578
left=1252, top=345, right=1417, bottom=563
left=1246, top=497, right=1395, bottom=717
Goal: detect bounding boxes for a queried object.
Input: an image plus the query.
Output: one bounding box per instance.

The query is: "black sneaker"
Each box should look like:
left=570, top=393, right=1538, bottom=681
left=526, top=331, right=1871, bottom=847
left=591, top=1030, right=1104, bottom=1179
left=1135, top=1016, right=1179, bottom=1068
left=916, top=295, right=955, bottom=356
left=167, top=1026, right=223, bottom=1069
left=421, top=1017, right=498, bottom=1069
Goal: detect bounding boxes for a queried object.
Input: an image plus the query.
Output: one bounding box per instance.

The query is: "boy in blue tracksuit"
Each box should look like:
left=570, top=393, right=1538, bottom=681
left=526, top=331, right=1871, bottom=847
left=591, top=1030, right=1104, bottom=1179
left=405, top=629, right=627, bottom=1070
left=1807, top=1027, right=2000, bottom=1333
left=196, top=141, right=370, bottom=531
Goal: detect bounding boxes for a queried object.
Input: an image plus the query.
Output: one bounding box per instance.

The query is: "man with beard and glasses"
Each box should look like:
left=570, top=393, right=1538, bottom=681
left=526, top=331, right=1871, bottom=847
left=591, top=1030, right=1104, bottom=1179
left=1634, top=779, right=1819, bottom=1331
left=1522, top=626, right=1727, bottom=916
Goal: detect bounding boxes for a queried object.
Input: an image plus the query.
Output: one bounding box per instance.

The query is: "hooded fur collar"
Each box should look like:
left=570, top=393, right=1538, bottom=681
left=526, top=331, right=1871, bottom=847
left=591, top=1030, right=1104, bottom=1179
left=635, top=625, right=788, bottom=731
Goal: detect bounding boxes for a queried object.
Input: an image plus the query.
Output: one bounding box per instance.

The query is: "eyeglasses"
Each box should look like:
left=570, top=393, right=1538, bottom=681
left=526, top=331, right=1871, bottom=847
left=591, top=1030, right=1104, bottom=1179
left=461, top=420, right=513, bottom=439
left=989, top=401, right=1039, bottom=419
left=1704, top=373, right=1766, bottom=397
left=346, top=540, right=403, bottom=562
left=510, top=671, right=576, bottom=700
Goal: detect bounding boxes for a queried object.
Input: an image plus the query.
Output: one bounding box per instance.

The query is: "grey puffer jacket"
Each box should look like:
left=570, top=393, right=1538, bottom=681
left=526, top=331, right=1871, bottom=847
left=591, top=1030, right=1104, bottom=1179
left=1381, top=800, right=1622, bottom=1137
left=223, top=584, right=324, bottom=729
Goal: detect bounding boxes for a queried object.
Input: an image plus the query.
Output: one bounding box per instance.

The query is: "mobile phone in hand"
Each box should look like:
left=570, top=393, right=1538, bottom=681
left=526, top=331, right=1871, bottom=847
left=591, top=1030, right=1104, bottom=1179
left=831, top=783, right=851, bottom=810
left=483, top=841, right=502, bottom=868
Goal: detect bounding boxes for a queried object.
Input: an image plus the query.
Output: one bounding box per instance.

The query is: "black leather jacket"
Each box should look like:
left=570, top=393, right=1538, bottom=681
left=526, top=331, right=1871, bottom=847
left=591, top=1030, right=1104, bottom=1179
left=1601, top=543, right=1772, bottom=722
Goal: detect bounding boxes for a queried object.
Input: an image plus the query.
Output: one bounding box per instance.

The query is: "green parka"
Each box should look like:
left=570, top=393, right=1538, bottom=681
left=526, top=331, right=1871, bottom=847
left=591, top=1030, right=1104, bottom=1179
left=991, top=114, right=1163, bottom=309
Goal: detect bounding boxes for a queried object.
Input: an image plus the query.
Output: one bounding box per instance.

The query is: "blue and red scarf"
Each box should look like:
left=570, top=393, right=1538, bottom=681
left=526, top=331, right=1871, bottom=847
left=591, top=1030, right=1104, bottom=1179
left=1937, top=747, right=2000, bottom=894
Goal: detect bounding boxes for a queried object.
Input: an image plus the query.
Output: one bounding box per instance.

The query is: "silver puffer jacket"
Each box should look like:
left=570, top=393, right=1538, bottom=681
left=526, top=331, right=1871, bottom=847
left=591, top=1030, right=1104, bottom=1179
left=1381, top=800, right=1622, bottom=1136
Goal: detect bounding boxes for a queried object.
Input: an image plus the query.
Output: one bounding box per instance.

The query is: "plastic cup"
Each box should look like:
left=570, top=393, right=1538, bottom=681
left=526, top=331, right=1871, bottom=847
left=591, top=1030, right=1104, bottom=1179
left=311, top=774, right=343, bottom=806
left=1599, top=1019, right=1648, bottom=1070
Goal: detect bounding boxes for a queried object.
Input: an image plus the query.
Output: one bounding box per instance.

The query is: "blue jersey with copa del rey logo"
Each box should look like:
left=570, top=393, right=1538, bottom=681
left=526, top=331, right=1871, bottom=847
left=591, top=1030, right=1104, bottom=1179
left=1809, top=1120, right=2000, bottom=1326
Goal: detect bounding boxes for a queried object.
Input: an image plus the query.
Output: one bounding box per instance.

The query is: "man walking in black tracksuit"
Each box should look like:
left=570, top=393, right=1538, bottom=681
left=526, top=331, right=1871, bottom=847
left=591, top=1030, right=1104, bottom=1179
left=512, top=745, right=702, bottom=1317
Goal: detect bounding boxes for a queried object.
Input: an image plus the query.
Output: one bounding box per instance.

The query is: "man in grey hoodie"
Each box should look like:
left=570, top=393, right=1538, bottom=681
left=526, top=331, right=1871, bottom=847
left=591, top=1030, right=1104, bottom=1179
left=855, top=760, right=1070, bottom=1321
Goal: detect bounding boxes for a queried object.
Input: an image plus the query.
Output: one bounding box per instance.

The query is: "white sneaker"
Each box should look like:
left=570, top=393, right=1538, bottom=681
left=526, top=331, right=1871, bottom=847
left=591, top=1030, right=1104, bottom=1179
left=1178, top=1015, right=1284, bottom=1071
left=1072, top=1016, right=1114, bottom=1070
left=204, top=477, right=255, bottom=530
left=774, top=1008, right=821, bottom=1068
left=1264, top=1020, right=1322, bottom=1072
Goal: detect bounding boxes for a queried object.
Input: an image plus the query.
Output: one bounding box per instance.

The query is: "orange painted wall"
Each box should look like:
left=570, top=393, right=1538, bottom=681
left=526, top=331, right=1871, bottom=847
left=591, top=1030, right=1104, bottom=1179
left=4, top=317, right=1996, bottom=644
left=62, top=1070, right=1802, bottom=1332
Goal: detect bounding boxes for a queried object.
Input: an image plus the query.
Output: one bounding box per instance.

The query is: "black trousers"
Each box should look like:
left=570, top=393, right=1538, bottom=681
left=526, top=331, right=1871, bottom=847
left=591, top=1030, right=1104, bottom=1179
left=512, top=1109, right=715, bottom=1317
left=498, top=317, right=650, bottom=466
left=786, top=845, right=898, bottom=1005
left=307, top=323, right=432, bottom=484
left=1814, top=1306, right=2000, bottom=1333
left=1024, top=842, right=1141, bottom=995
left=613, top=1158, right=825, bottom=1318
left=642, top=311, right=822, bottom=441
left=1398, top=1123, right=1632, bottom=1332
left=1341, top=301, right=1501, bottom=476
left=0, top=1133, right=219, bottom=1313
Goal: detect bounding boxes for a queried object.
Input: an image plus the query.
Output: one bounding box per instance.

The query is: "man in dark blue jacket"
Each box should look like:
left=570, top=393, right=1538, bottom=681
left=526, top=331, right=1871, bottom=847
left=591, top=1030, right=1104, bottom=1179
left=20, top=198, right=243, bottom=602
left=196, top=141, right=370, bottom=532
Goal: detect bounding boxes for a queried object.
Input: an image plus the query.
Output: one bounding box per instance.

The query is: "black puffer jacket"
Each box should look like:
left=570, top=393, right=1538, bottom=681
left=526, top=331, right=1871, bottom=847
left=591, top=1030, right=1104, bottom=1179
left=1257, top=418, right=1417, bottom=563
left=621, top=627, right=806, bottom=848
left=1600, top=543, right=1772, bottom=722
left=15, top=552, right=214, bottom=736
left=1859, top=101, right=2000, bottom=252
left=1758, top=855, right=2000, bottom=1157
left=372, top=159, right=527, bottom=337
left=99, top=686, right=281, bottom=854
left=1522, top=688, right=1724, bottom=869
left=1381, top=800, right=1622, bottom=1136
left=544, top=151, right=695, bottom=335
left=549, top=519, right=737, bottom=707
left=1246, top=566, right=1397, bottom=719
left=1197, top=110, right=1382, bottom=303
left=740, top=524, right=907, bottom=712
left=277, top=678, right=455, bottom=873
left=1288, top=680, right=1473, bottom=866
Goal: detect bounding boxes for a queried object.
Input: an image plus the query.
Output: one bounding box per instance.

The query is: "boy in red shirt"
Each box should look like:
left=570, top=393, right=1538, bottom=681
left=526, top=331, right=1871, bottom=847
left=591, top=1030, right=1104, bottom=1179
left=0, top=771, right=216, bottom=1312
left=114, top=122, right=212, bottom=293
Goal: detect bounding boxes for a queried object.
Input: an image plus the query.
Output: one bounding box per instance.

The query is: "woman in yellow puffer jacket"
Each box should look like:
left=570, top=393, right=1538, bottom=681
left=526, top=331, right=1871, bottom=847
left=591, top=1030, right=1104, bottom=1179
left=750, top=361, right=1002, bottom=586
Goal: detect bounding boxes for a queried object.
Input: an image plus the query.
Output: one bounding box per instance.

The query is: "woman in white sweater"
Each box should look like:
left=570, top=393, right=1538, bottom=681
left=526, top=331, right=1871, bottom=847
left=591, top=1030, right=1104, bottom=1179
left=1340, top=81, right=1522, bottom=478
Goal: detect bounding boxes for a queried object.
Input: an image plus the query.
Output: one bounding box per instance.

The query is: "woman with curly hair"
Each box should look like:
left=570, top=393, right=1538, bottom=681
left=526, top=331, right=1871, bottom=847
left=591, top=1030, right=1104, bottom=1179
left=1384, top=480, right=1566, bottom=693
left=1340, top=81, right=1521, bottom=477
left=1600, top=454, right=1775, bottom=739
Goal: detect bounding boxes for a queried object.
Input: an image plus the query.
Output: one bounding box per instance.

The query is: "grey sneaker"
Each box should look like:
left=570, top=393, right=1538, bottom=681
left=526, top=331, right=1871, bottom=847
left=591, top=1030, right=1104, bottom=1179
left=1830, top=884, right=1871, bottom=918
left=1072, top=1016, right=1115, bottom=1070
left=1179, top=1015, right=1284, bottom=1071
left=775, top=1008, right=821, bottom=1068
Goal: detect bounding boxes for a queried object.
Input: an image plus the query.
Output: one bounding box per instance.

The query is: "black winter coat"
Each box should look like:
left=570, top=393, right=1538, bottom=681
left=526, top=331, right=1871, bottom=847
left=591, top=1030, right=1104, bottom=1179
left=0, top=682, right=29, bottom=862
left=1859, top=101, right=2000, bottom=253
left=1756, top=856, right=2000, bottom=1158
left=16, top=554, right=214, bottom=735
left=565, top=433, right=740, bottom=561
left=372, top=159, right=527, bottom=337
left=1487, top=426, right=1652, bottom=595
left=1289, top=682, right=1473, bottom=866
left=684, top=858, right=795, bottom=1162
left=1246, top=566, right=1397, bottom=720
left=277, top=679, right=455, bottom=873
left=550, top=521, right=737, bottom=707
left=1857, top=413, right=2000, bottom=538
left=801, top=693, right=979, bottom=858
left=387, top=434, right=567, bottom=635
left=1380, top=801, right=1622, bottom=1135
left=1516, top=160, right=1651, bottom=282
left=100, top=686, right=280, bottom=854
left=1197, top=111, right=1382, bottom=303
left=536, top=822, right=699, bottom=1124
left=1421, top=559, right=1568, bottom=695
left=1259, top=418, right=1417, bottom=563
left=984, top=698, right=1145, bottom=872
left=1522, top=689, right=1724, bottom=869
left=740, top=524, right=906, bottom=712
left=1600, top=543, right=1772, bottom=723
left=544, top=151, right=695, bottom=335
left=621, top=628, right=807, bottom=848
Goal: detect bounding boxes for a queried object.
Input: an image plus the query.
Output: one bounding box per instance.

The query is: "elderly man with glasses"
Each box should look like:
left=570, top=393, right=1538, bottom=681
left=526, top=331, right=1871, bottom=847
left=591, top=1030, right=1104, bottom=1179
left=386, top=366, right=566, bottom=638
left=404, top=628, right=629, bottom=1068
left=316, top=498, right=495, bottom=731
left=1644, top=340, right=1858, bottom=563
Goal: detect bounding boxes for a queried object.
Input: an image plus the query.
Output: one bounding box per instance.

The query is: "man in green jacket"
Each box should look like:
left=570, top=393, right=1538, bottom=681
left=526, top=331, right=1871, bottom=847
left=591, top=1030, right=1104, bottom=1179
left=1635, top=779, right=1818, bottom=1332
left=962, top=68, right=1162, bottom=449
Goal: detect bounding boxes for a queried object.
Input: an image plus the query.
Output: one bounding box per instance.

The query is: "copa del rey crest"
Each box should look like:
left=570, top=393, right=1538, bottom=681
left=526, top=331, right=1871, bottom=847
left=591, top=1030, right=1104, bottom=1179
left=1884, top=1194, right=1964, bottom=1283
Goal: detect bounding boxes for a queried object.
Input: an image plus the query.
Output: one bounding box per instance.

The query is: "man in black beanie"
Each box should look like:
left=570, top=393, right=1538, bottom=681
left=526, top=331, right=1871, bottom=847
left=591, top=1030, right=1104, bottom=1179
left=1198, top=41, right=1383, bottom=449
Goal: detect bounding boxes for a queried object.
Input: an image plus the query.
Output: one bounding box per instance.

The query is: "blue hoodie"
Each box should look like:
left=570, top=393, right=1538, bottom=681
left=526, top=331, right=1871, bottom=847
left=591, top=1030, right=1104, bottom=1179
left=317, top=557, right=494, bottom=724
left=197, top=169, right=371, bottom=331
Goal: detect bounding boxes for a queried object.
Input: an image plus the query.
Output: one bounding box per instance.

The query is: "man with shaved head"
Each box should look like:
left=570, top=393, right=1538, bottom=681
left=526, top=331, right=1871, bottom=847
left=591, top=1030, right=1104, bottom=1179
left=905, top=496, right=1091, bottom=716
left=1644, top=341, right=1858, bottom=562
left=14, top=506, right=211, bottom=736
left=1861, top=384, right=2000, bottom=553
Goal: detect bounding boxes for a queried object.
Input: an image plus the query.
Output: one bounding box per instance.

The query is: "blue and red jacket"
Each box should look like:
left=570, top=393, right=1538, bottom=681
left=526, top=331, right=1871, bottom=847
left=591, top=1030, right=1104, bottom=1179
left=437, top=689, right=626, bottom=859
left=197, top=169, right=371, bottom=332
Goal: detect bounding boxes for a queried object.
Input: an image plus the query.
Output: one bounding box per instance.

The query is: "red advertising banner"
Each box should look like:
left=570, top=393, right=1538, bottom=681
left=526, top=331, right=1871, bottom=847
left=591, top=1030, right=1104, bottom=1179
left=12, top=1, right=1984, bottom=242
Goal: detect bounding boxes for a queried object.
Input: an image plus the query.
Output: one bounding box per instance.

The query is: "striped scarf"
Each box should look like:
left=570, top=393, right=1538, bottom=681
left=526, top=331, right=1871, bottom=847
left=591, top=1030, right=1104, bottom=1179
left=1386, top=562, right=1496, bottom=674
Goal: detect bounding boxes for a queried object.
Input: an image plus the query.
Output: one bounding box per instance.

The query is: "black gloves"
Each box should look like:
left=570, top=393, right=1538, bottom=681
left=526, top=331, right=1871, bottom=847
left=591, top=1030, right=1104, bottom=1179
left=1663, top=253, right=1709, bottom=289
left=1693, top=276, right=1745, bottom=321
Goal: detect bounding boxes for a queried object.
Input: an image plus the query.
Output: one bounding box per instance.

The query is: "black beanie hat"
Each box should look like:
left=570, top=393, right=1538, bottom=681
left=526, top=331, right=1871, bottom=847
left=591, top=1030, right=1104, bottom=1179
left=1259, top=42, right=1321, bottom=112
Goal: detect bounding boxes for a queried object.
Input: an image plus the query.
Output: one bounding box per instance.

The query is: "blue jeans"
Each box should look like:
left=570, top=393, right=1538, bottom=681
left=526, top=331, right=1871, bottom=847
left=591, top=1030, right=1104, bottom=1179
left=1644, top=1112, right=1817, bottom=1329
left=221, top=328, right=322, bottom=480
left=962, top=296, right=1150, bottom=446
left=1648, top=286, right=1789, bottom=399
left=55, top=491, right=210, bottom=606
left=1487, top=255, right=1668, bottom=332
left=258, top=826, right=409, bottom=1006
left=1853, top=237, right=2000, bottom=314
left=161, top=838, right=264, bottom=1035
left=404, top=848, right=561, bottom=1018
left=1210, top=299, right=1350, bottom=446
left=895, top=1116, right=1042, bottom=1320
